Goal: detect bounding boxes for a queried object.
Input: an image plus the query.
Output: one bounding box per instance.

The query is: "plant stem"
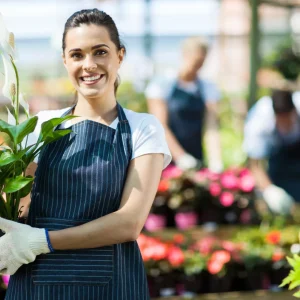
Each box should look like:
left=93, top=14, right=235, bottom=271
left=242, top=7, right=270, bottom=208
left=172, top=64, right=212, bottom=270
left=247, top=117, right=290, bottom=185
left=10, top=58, right=19, bottom=126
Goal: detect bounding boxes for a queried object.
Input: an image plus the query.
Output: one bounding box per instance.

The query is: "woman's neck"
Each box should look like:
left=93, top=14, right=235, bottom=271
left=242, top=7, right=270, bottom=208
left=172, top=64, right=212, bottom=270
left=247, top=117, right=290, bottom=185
left=178, top=69, right=198, bottom=83
left=73, top=94, right=118, bottom=125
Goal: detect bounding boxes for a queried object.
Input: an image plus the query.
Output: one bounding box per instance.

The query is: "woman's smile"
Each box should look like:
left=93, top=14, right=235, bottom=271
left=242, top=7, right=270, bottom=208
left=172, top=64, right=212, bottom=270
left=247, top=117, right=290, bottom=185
left=79, top=73, right=105, bottom=86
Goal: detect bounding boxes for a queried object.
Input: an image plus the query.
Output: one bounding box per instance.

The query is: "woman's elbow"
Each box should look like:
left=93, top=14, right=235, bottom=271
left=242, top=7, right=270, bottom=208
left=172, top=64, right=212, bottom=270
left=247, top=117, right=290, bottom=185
left=126, top=219, right=144, bottom=241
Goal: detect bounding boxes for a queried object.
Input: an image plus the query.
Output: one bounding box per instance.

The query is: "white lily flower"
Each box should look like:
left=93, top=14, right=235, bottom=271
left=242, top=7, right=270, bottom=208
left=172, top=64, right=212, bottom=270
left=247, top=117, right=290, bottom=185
left=19, top=93, right=30, bottom=117
left=0, top=47, right=17, bottom=102
left=6, top=106, right=16, bottom=125
left=0, top=13, right=15, bottom=59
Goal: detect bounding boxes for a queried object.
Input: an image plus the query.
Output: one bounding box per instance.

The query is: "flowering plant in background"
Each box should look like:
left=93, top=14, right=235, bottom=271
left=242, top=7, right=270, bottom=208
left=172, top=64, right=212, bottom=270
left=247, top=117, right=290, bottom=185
left=0, top=14, right=76, bottom=220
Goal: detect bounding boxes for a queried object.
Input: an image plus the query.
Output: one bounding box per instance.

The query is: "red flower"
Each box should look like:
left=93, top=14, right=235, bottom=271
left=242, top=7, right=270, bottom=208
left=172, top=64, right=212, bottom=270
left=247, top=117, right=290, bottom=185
left=220, top=171, right=239, bottom=190
left=209, top=182, right=222, bottom=197
left=194, top=237, right=218, bottom=255
left=219, top=192, right=234, bottom=207
left=157, top=179, right=169, bottom=192
left=173, top=233, right=185, bottom=244
left=266, top=231, right=281, bottom=245
left=168, top=246, right=185, bottom=267
left=211, top=250, right=231, bottom=264
left=207, top=260, right=224, bottom=274
left=152, top=243, right=169, bottom=261
left=272, top=250, right=285, bottom=262
left=207, top=250, right=231, bottom=275
left=239, top=174, right=255, bottom=192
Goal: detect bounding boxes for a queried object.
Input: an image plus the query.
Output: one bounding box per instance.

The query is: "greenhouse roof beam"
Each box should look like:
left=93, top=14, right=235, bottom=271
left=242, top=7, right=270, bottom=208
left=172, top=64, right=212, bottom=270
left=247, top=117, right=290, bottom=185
left=260, top=0, right=300, bottom=8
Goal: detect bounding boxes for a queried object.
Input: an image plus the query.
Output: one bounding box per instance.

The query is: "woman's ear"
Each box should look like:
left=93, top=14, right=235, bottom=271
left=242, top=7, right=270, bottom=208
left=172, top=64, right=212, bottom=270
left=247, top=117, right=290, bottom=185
left=62, top=53, right=67, bottom=69
left=118, top=48, right=125, bottom=66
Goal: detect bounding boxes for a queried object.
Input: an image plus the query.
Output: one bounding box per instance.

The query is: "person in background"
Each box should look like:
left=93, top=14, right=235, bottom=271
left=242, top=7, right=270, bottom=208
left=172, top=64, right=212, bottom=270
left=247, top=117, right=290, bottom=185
left=244, top=89, right=300, bottom=215
left=145, top=36, right=223, bottom=172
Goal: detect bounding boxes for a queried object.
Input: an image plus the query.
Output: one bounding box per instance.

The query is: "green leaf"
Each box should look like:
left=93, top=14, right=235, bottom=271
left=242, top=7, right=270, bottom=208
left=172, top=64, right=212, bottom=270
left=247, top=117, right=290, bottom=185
left=0, top=117, right=38, bottom=145
left=293, top=290, right=300, bottom=298
left=43, top=129, right=72, bottom=145
left=0, top=145, right=34, bottom=167
left=289, top=279, right=300, bottom=290
left=279, top=275, right=292, bottom=287
left=287, top=256, right=297, bottom=268
left=18, top=177, right=33, bottom=198
left=37, top=115, right=77, bottom=144
left=3, top=175, right=34, bottom=193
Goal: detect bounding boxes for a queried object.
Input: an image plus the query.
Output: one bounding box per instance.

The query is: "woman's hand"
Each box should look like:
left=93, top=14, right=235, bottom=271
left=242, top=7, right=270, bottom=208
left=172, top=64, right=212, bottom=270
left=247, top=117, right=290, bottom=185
left=0, top=218, right=51, bottom=275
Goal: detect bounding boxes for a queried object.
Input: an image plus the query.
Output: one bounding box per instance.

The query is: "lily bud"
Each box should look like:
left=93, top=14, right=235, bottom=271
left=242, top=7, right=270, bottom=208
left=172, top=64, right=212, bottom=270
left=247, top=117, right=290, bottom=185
left=8, top=32, right=14, bottom=50
left=10, top=83, right=16, bottom=97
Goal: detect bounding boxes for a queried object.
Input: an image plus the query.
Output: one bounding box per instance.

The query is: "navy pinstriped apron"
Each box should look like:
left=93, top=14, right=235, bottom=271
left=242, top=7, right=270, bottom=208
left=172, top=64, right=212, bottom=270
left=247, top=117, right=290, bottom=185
left=167, top=80, right=205, bottom=161
left=6, top=103, right=150, bottom=300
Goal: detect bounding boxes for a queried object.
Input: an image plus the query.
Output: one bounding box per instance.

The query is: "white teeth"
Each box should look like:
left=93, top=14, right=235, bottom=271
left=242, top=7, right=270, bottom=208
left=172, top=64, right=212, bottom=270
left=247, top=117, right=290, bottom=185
left=82, top=75, right=101, bottom=81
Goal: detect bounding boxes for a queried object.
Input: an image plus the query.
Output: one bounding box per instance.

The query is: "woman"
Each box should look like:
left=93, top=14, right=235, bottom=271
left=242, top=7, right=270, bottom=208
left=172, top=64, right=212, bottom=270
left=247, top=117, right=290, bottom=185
left=1, top=9, right=171, bottom=300
left=146, top=36, right=222, bottom=172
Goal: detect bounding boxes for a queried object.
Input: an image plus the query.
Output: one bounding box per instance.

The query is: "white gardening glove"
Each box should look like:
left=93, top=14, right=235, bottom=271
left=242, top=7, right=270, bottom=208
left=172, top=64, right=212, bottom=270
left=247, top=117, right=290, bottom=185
left=262, top=184, right=294, bottom=215
left=0, top=218, right=51, bottom=275
left=175, top=153, right=201, bottom=171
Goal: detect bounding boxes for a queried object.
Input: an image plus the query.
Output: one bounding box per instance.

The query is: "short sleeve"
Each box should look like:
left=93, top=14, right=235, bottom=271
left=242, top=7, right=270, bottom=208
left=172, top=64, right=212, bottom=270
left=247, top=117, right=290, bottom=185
left=131, top=115, right=172, bottom=169
left=201, top=80, right=221, bottom=103
left=145, top=77, right=173, bottom=101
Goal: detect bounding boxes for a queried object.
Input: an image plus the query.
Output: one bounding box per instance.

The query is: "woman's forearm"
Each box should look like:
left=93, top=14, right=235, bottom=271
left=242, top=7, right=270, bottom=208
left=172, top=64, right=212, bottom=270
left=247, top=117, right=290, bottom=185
left=49, top=209, right=136, bottom=250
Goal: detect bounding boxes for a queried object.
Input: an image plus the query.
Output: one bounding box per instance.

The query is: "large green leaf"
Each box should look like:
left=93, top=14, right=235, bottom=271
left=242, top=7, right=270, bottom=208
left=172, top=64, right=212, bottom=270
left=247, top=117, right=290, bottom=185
left=3, top=175, right=34, bottom=193
left=37, top=115, right=77, bottom=144
left=18, top=177, right=33, bottom=198
left=43, top=129, right=73, bottom=145
left=0, top=145, right=34, bottom=167
left=0, top=117, right=38, bottom=145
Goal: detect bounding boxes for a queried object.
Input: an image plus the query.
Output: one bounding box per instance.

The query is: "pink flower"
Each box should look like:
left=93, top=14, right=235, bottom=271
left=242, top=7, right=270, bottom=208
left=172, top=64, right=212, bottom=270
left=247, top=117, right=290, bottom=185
left=239, top=168, right=251, bottom=177
left=220, top=171, right=239, bottom=190
left=209, top=182, right=222, bottom=197
left=240, top=209, right=251, bottom=224
left=239, top=174, right=255, bottom=192
left=221, top=241, right=236, bottom=252
left=2, top=275, right=9, bottom=287
left=194, top=237, right=218, bottom=255
left=144, top=214, right=167, bottom=232
left=194, top=170, right=208, bottom=183
left=162, top=165, right=183, bottom=179
left=219, top=192, right=234, bottom=207
left=168, top=246, right=185, bottom=267
left=175, top=212, right=198, bottom=230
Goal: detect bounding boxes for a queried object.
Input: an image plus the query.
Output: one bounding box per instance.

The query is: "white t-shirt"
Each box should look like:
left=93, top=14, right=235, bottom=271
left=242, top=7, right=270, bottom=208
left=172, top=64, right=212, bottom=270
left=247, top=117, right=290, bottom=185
left=243, top=92, right=300, bottom=159
left=25, top=107, right=172, bottom=169
left=145, top=75, right=221, bottom=103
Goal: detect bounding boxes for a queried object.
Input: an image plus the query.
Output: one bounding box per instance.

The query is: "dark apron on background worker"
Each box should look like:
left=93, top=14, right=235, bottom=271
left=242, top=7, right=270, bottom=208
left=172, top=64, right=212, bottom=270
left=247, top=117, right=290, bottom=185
left=6, top=103, right=150, bottom=300
left=166, top=79, right=206, bottom=161
left=268, top=125, right=300, bottom=202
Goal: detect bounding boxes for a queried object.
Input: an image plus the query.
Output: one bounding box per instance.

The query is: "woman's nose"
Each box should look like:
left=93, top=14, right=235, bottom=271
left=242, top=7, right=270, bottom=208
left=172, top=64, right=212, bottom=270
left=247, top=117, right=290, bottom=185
left=83, top=56, right=97, bottom=71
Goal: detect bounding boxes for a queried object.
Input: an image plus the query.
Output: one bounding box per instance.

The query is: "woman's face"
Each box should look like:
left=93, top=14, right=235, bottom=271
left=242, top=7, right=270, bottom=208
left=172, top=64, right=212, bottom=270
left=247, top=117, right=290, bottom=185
left=63, top=24, right=124, bottom=100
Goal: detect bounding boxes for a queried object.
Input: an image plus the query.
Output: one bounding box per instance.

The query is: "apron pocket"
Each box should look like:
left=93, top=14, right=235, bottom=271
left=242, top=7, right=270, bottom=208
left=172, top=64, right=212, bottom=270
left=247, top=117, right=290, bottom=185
left=32, top=217, right=113, bottom=286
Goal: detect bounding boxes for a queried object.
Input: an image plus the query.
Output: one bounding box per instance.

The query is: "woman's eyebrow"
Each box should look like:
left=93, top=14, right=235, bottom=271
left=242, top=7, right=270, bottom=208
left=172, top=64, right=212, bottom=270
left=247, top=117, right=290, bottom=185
left=68, top=44, right=110, bottom=53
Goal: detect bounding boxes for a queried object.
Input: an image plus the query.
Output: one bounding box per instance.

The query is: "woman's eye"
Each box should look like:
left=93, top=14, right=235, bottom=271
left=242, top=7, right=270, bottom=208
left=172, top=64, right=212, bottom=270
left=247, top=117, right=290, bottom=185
left=95, top=50, right=107, bottom=55
left=71, top=53, right=82, bottom=59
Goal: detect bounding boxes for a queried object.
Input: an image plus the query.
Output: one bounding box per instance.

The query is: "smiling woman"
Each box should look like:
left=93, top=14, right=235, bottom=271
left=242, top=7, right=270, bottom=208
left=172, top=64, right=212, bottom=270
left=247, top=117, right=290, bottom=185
left=2, top=9, right=172, bottom=300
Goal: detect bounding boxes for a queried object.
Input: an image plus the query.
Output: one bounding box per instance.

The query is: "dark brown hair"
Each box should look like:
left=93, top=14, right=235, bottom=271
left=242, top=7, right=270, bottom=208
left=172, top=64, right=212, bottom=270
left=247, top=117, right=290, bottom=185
left=63, top=9, right=125, bottom=95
